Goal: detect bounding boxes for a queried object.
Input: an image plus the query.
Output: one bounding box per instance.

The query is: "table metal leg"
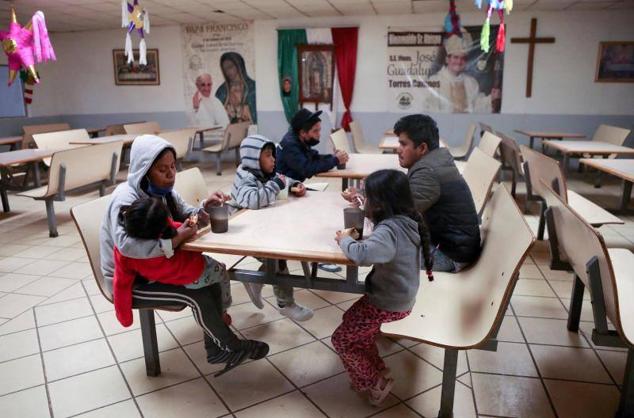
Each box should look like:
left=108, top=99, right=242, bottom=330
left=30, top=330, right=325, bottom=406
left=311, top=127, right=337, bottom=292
left=342, top=178, right=348, bottom=192
left=530, top=136, right=535, bottom=149
left=33, top=162, right=41, bottom=187
left=1, top=187, right=9, bottom=212
left=621, top=181, right=632, bottom=212
left=562, top=154, right=570, bottom=174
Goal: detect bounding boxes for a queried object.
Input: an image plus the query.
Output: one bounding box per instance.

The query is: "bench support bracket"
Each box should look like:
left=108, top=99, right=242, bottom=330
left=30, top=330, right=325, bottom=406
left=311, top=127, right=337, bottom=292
left=438, top=348, right=459, bottom=418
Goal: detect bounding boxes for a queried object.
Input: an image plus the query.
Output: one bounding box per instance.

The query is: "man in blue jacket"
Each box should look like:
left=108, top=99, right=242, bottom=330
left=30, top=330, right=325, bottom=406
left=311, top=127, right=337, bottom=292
left=277, top=109, right=349, bottom=182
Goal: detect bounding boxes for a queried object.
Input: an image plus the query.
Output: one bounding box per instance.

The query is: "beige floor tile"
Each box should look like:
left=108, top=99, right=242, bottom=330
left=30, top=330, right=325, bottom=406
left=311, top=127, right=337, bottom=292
left=0, top=244, right=31, bottom=257
left=409, top=343, right=468, bottom=375
left=182, top=342, right=227, bottom=376
left=539, top=267, right=573, bottom=281
left=240, top=318, right=316, bottom=355
left=120, top=348, right=200, bottom=396
left=383, top=350, right=444, bottom=399
left=268, top=340, right=345, bottom=387
left=0, top=310, right=35, bottom=336
left=309, top=289, right=360, bottom=305
left=15, top=276, right=76, bottom=297
left=513, top=278, right=556, bottom=297
left=35, top=297, right=94, bottom=326
left=265, top=288, right=331, bottom=310
left=108, top=323, right=179, bottom=363
left=531, top=345, right=612, bottom=383
left=468, top=341, right=538, bottom=377
left=88, top=294, right=114, bottom=314
left=0, top=385, right=50, bottom=418
left=518, top=317, right=589, bottom=347
left=43, top=339, right=115, bottom=382
left=511, top=295, right=569, bottom=319
left=49, top=261, right=92, bottom=280
left=74, top=400, right=140, bottom=418
left=472, top=373, right=555, bottom=418
left=18, top=245, right=67, bottom=259
left=97, top=310, right=140, bottom=336
left=0, top=354, right=44, bottom=396
left=164, top=315, right=204, bottom=346
left=40, top=284, right=86, bottom=306
left=0, top=293, right=46, bottom=319
left=13, top=259, right=70, bottom=276
left=305, top=372, right=399, bottom=417
left=520, top=264, right=544, bottom=279
left=44, top=247, right=88, bottom=262
left=371, top=403, right=423, bottom=418
left=229, top=300, right=284, bottom=330
left=407, top=381, right=476, bottom=418
left=549, top=279, right=591, bottom=300
left=496, top=315, right=525, bottom=343
left=82, top=279, right=102, bottom=296
left=207, top=359, right=294, bottom=411
left=0, top=256, right=30, bottom=273
left=235, top=390, right=324, bottom=418
left=545, top=380, right=620, bottom=418
left=39, top=316, right=103, bottom=351
left=137, top=378, right=228, bottom=418
left=0, top=272, right=41, bottom=292
left=297, top=305, right=344, bottom=339
left=560, top=297, right=594, bottom=322
left=0, top=329, right=39, bottom=363
left=48, top=365, right=131, bottom=418
left=229, top=282, right=274, bottom=306
left=596, top=349, right=627, bottom=384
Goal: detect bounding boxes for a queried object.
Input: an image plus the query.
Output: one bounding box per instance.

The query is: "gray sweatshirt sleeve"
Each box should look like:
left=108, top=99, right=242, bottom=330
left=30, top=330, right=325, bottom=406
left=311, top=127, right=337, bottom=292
left=339, top=224, right=397, bottom=266
left=234, top=174, right=282, bottom=209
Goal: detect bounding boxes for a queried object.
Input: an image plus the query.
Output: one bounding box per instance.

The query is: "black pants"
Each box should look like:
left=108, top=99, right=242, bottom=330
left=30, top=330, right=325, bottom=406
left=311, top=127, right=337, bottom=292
left=132, top=281, right=241, bottom=352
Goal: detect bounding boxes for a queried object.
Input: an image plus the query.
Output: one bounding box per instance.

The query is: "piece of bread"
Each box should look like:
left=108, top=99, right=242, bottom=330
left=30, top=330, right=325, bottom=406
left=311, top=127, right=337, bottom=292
left=342, top=227, right=360, bottom=240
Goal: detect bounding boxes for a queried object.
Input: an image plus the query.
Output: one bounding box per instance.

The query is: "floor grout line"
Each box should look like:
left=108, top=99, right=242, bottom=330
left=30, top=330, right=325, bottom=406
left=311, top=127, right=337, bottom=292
left=32, top=307, right=55, bottom=418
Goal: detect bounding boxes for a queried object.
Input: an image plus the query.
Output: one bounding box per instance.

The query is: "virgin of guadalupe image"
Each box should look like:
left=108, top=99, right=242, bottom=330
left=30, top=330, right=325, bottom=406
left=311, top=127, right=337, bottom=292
left=304, top=51, right=329, bottom=101
left=214, top=52, right=257, bottom=123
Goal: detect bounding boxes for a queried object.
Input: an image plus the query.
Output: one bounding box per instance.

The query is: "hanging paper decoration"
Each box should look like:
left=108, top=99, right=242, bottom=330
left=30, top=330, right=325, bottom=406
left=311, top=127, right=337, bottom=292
left=121, top=0, right=150, bottom=65
left=20, top=70, right=38, bottom=104
left=0, top=8, right=56, bottom=86
left=444, top=0, right=462, bottom=36
left=474, top=0, right=511, bottom=53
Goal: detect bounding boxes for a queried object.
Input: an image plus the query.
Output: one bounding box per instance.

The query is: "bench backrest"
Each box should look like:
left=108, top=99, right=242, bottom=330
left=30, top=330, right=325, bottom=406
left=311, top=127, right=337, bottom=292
left=159, top=128, right=197, bottom=160
left=349, top=121, right=366, bottom=153
left=459, top=123, right=477, bottom=153
left=520, top=144, right=567, bottom=203
left=45, top=141, right=123, bottom=197
left=540, top=182, right=631, bottom=346
left=71, top=195, right=113, bottom=302
left=497, top=131, right=523, bottom=174
left=330, top=128, right=352, bottom=154
left=478, top=131, right=502, bottom=157
left=104, top=124, right=126, bottom=136
left=174, top=167, right=208, bottom=206
left=462, top=147, right=502, bottom=216
left=592, top=124, right=631, bottom=146
left=226, top=122, right=251, bottom=150
left=124, top=121, right=161, bottom=135
left=32, top=129, right=89, bottom=150
left=22, top=123, right=71, bottom=149
left=479, top=121, right=493, bottom=136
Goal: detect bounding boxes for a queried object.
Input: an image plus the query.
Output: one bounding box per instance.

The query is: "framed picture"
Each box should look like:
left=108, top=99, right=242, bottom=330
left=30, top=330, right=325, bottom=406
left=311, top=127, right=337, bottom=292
left=298, top=44, right=335, bottom=107
left=112, top=49, right=160, bottom=86
left=595, top=41, right=634, bottom=83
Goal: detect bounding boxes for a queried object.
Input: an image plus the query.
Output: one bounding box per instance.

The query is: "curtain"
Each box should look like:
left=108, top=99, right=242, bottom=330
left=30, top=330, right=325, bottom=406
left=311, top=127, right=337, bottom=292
left=331, top=27, right=358, bottom=132
left=277, top=29, right=307, bottom=123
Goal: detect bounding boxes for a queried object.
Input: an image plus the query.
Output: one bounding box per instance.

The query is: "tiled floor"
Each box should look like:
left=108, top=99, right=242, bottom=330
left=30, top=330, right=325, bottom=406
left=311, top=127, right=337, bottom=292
left=0, top=159, right=632, bottom=418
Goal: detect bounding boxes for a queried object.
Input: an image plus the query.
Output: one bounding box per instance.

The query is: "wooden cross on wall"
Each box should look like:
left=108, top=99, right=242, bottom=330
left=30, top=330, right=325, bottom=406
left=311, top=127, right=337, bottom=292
left=511, top=18, right=555, bottom=98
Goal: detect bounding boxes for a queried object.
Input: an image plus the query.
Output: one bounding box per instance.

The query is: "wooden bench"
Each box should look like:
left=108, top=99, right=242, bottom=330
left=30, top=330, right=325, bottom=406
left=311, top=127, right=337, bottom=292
left=22, top=123, right=71, bottom=150
left=462, top=147, right=502, bottom=216
left=448, top=123, right=477, bottom=161
left=520, top=144, right=623, bottom=241
left=19, top=141, right=122, bottom=237
left=123, top=121, right=161, bottom=136
left=202, top=121, right=250, bottom=176
left=382, top=185, right=535, bottom=418
left=158, top=128, right=197, bottom=170
left=32, top=129, right=89, bottom=166
left=541, top=182, right=633, bottom=418
left=497, top=131, right=524, bottom=198
left=455, top=131, right=501, bottom=174
left=330, top=128, right=352, bottom=154
left=349, top=121, right=381, bottom=154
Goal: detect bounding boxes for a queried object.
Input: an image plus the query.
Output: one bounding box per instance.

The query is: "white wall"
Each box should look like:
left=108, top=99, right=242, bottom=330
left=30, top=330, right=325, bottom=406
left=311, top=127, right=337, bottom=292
left=19, top=9, right=634, bottom=118
left=255, top=10, right=634, bottom=115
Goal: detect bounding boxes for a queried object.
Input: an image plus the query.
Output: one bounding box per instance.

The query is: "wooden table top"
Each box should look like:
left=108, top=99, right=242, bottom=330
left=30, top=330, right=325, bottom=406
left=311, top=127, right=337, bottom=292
left=0, top=136, right=22, bottom=147
left=0, top=149, right=55, bottom=166
left=378, top=136, right=398, bottom=150
left=543, top=140, right=634, bottom=155
left=580, top=158, right=634, bottom=183
left=316, top=153, right=404, bottom=180
left=69, top=134, right=137, bottom=146
left=514, top=130, right=585, bottom=139
left=182, top=191, right=355, bottom=264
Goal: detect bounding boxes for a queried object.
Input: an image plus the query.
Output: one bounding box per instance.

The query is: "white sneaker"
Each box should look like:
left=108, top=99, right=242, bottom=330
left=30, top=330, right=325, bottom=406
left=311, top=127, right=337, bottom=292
left=243, top=282, right=264, bottom=309
left=278, top=303, right=314, bottom=321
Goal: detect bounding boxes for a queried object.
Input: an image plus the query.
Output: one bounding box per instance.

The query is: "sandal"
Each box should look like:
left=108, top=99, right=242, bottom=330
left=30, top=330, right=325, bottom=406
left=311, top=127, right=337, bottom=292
left=368, top=377, right=394, bottom=406
left=212, top=340, right=269, bottom=377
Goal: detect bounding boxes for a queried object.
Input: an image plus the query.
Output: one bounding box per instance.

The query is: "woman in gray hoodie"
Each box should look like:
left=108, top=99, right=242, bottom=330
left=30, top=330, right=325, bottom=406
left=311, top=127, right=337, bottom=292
left=100, top=134, right=268, bottom=376
left=332, top=169, right=433, bottom=406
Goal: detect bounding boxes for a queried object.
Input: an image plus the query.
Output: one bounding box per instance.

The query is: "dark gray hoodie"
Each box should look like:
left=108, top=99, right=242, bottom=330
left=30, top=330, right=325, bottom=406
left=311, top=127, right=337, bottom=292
left=339, top=215, right=421, bottom=312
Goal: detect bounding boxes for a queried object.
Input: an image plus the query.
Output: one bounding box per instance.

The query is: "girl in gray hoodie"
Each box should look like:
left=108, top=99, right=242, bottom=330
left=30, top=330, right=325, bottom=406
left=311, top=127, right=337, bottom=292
left=332, top=169, right=433, bottom=406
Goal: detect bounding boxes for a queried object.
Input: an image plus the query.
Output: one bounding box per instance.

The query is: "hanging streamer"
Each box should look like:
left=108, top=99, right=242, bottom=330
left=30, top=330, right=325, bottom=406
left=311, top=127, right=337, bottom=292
left=475, top=0, right=511, bottom=52
left=496, top=9, right=506, bottom=52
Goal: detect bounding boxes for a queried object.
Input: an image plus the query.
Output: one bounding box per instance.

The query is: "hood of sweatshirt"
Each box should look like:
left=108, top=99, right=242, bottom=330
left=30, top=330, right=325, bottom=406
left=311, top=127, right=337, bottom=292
left=126, top=134, right=176, bottom=195
left=238, top=134, right=277, bottom=181
left=382, top=215, right=421, bottom=248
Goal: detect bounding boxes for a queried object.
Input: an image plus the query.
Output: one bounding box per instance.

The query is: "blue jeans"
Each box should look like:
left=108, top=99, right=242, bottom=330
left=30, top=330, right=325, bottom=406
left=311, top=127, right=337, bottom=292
left=431, top=248, right=468, bottom=273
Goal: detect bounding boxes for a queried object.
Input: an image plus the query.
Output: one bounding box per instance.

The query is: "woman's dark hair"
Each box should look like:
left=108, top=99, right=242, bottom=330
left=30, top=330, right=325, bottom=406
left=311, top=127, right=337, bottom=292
left=364, top=169, right=434, bottom=279
left=118, top=197, right=177, bottom=240
left=141, top=147, right=186, bottom=222
left=393, top=114, right=440, bottom=151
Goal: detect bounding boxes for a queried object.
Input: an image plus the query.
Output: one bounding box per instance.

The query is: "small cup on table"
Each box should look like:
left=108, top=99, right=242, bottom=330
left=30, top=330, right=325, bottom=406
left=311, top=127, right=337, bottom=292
left=207, top=205, right=229, bottom=233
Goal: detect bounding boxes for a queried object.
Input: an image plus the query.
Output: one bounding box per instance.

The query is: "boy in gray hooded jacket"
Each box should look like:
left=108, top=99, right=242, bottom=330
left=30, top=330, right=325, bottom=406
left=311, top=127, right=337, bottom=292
left=230, top=134, right=314, bottom=322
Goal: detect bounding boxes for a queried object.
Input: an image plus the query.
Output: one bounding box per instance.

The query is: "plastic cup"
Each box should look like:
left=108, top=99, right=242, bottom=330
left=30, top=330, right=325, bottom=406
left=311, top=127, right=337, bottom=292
left=343, top=207, right=364, bottom=238
left=208, top=205, right=229, bottom=233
